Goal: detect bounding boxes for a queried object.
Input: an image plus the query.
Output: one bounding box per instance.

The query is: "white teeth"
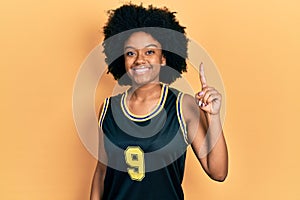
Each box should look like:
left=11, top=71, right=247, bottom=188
left=134, top=67, right=149, bottom=73
left=134, top=65, right=146, bottom=70
left=132, top=66, right=150, bottom=73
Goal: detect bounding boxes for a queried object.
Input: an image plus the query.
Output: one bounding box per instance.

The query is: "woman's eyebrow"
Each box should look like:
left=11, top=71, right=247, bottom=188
left=124, top=46, right=135, bottom=51
left=145, top=44, right=159, bottom=48
left=124, top=44, right=159, bottom=50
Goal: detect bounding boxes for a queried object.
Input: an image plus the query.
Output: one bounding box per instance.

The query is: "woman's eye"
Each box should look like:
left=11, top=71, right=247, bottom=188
left=146, top=50, right=155, bottom=55
left=125, top=51, right=135, bottom=56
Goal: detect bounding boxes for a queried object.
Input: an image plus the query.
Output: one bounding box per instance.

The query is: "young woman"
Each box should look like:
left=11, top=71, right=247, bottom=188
left=90, top=4, right=228, bottom=200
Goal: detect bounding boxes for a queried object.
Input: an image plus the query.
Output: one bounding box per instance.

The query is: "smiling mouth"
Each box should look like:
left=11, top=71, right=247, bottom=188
left=132, top=66, right=151, bottom=74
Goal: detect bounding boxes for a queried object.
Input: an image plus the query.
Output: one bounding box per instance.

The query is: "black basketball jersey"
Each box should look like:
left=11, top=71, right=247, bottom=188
left=99, top=84, right=189, bottom=200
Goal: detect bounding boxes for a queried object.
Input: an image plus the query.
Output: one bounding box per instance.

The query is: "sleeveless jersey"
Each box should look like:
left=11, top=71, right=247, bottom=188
left=99, top=84, right=189, bottom=200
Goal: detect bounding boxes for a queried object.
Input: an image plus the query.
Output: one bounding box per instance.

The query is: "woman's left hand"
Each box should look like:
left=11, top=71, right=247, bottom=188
left=195, top=63, right=222, bottom=115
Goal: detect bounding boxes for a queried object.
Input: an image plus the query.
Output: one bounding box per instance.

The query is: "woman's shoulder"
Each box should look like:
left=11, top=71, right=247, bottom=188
left=168, top=86, right=194, bottom=100
left=102, top=91, right=125, bottom=102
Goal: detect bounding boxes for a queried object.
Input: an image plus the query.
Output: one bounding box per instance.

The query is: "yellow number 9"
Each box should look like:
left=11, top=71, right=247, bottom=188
left=124, top=146, right=145, bottom=181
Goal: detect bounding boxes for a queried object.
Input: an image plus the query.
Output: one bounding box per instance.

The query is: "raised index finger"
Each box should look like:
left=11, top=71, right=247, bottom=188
left=199, top=62, right=207, bottom=88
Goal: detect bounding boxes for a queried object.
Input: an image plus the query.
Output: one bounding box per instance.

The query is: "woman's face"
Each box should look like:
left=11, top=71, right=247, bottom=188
left=124, top=31, right=166, bottom=86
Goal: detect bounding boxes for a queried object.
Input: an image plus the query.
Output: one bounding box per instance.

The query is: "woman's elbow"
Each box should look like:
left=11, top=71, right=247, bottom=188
left=209, top=170, right=228, bottom=182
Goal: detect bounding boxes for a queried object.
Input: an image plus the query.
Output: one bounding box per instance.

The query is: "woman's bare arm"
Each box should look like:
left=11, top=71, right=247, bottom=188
left=183, top=63, right=228, bottom=181
left=90, top=103, right=108, bottom=199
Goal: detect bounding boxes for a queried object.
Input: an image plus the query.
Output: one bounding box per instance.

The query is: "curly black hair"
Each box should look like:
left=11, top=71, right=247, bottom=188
left=102, top=3, right=188, bottom=85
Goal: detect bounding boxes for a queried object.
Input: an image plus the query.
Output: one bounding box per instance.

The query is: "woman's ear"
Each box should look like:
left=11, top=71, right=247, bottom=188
left=161, top=55, right=166, bottom=66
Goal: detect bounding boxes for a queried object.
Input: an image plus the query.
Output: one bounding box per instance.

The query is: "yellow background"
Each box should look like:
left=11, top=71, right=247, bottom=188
left=1, top=0, right=300, bottom=199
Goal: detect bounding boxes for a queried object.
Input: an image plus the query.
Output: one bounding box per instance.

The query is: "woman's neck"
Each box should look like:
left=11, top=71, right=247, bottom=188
left=128, top=82, right=162, bottom=101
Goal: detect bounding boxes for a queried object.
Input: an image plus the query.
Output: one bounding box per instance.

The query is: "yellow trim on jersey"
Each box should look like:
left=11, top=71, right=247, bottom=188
left=176, top=92, right=189, bottom=145
left=121, top=84, right=168, bottom=122
left=98, top=98, right=110, bottom=127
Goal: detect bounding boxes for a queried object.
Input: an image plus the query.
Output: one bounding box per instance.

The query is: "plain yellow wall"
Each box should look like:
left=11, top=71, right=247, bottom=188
left=1, top=0, right=300, bottom=199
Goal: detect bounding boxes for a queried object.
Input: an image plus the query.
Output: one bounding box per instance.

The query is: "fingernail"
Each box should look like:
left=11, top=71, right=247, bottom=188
left=198, top=100, right=202, bottom=106
left=199, top=91, right=204, bottom=96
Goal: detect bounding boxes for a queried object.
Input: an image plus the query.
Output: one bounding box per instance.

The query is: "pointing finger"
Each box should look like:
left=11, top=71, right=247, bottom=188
left=199, top=62, right=207, bottom=89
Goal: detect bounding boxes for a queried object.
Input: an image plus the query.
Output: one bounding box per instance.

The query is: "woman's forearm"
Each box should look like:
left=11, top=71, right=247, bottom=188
left=90, top=162, right=106, bottom=200
left=204, top=114, right=228, bottom=181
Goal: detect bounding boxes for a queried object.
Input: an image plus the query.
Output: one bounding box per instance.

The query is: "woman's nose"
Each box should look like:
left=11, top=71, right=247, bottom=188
left=135, top=51, right=146, bottom=65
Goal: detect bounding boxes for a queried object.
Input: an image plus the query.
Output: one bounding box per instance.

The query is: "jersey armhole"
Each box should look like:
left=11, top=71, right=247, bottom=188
left=98, top=97, right=110, bottom=128
left=176, top=92, right=189, bottom=145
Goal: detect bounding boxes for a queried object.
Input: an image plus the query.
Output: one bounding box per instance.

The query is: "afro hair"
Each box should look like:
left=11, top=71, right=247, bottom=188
left=102, top=3, right=188, bottom=85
